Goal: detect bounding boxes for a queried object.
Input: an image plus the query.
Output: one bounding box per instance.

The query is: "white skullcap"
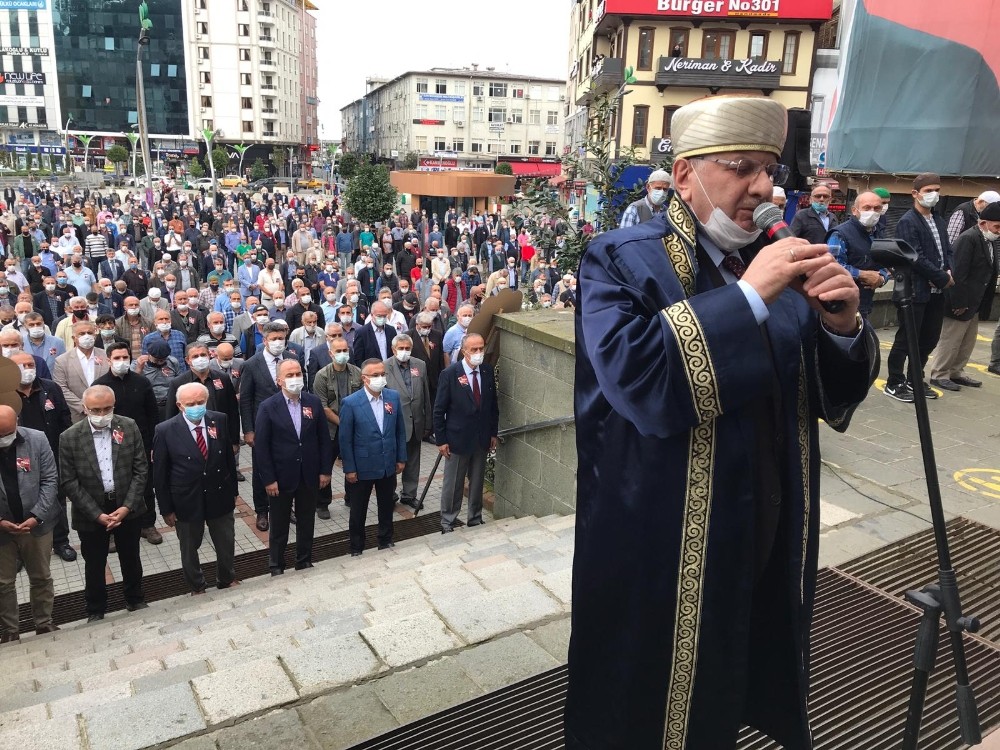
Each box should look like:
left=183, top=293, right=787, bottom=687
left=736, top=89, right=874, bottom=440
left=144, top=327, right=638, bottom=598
left=772, top=186, right=786, bottom=199
left=647, top=169, right=672, bottom=185
left=977, top=190, right=1000, bottom=203
left=672, top=95, right=787, bottom=159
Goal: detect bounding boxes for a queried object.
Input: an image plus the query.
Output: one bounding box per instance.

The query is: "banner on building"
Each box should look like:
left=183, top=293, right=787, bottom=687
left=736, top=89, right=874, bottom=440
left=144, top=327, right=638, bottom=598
left=599, top=0, right=831, bottom=21
left=0, top=47, right=48, bottom=56
left=0, top=72, right=45, bottom=85
left=827, top=0, right=1000, bottom=177
left=0, top=94, right=43, bottom=107
left=0, top=0, right=47, bottom=9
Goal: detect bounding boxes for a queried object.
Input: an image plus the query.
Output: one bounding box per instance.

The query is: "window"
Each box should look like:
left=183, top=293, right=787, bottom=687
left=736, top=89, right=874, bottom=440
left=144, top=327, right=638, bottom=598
left=150, top=63, right=160, bottom=77
left=202, top=119, right=214, bottom=130
left=545, top=141, right=557, bottom=156
left=199, top=47, right=209, bottom=60
left=416, top=78, right=428, bottom=93
left=434, top=138, right=447, bottom=152
left=81, top=84, right=92, bottom=98
left=471, top=142, right=483, bottom=153
left=782, top=32, right=800, bottom=74
left=631, top=105, right=649, bottom=147
left=488, top=106, right=507, bottom=123
left=238, top=0, right=248, bottom=10
left=749, top=31, right=769, bottom=59
left=455, top=81, right=466, bottom=95
left=669, top=28, right=690, bottom=56
left=168, top=65, right=177, bottom=77
left=238, top=24, right=249, bottom=36
left=452, top=139, right=464, bottom=152
left=241, top=97, right=253, bottom=109
left=197, top=22, right=208, bottom=35
left=198, top=0, right=206, bottom=8
left=547, top=86, right=561, bottom=101
left=415, top=104, right=428, bottom=118
left=453, top=106, right=464, bottom=122
left=662, top=106, right=678, bottom=138
left=239, top=48, right=251, bottom=61
left=104, top=37, right=115, bottom=51
left=415, top=135, right=427, bottom=151
left=547, top=110, right=559, bottom=126
left=489, top=81, right=508, bottom=98
left=509, top=108, right=523, bottom=124
left=201, top=95, right=212, bottom=107
left=702, top=30, right=736, bottom=59
left=200, top=71, right=211, bottom=84
left=510, top=143, right=522, bottom=154
left=473, top=82, right=484, bottom=96
left=435, top=79, right=447, bottom=94
left=487, top=141, right=506, bottom=154
left=529, top=85, right=542, bottom=100
left=241, top=73, right=252, bottom=86
left=472, top=107, right=484, bottom=122
left=637, top=27, right=655, bottom=70
left=512, top=86, right=525, bottom=98
left=528, top=140, right=540, bottom=155
left=242, top=120, right=253, bottom=133
left=434, top=105, right=447, bottom=120
left=529, top=109, right=541, bottom=125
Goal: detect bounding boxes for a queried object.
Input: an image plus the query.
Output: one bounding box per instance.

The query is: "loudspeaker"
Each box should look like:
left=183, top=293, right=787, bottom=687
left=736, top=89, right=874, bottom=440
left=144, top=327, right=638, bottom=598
left=781, top=108, right=813, bottom=192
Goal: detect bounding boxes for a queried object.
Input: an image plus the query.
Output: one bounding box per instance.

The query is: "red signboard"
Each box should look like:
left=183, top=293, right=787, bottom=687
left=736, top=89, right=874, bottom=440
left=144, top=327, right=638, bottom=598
left=601, top=0, right=832, bottom=21
left=412, top=119, right=446, bottom=126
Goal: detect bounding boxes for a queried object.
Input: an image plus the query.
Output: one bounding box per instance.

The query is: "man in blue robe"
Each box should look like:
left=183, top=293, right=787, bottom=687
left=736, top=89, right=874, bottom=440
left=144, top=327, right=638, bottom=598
left=567, top=96, right=880, bottom=750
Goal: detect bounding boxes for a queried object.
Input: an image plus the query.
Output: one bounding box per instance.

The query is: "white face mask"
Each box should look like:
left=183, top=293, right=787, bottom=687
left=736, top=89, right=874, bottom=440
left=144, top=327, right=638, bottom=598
left=395, top=349, right=411, bottom=363
left=858, top=210, right=881, bottom=229
left=156, top=322, right=171, bottom=333
left=691, top=167, right=762, bottom=251
left=300, top=295, right=312, bottom=305
left=983, top=227, right=1000, bottom=243
left=176, top=304, right=188, bottom=313
left=348, top=294, right=359, bottom=304
left=111, top=360, right=131, bottom=376
left=1, top=346, right=19, bottom=358
left=28, top=325, right=44, bottom=339
left=77, top=334, right=96, bottom=349
left=0, top=432, right=15, bottom=448
left=211, top=323, right=225, bottom=335
left=366, top=375, right=387, bottom=393
left=283, top=376, right=304, bottom=394
left=468, top=352, right=485, bottom=367
left=373, top=315, right=387, bottom=327
left=18, top=366, right=35, bottom=385
left=459, top=316, right=473, bottom=327
left=267, top=340, right=285, bottom=356
left=190, top=355, right=210, bottom=372
left=917, top=191, right=940, bottom=209
left=649, top=188, right=667, bottom=206
left=44, top=283, right=55, bottom=292
left=88, top=414, right=113, bottom=430
left=333, top=352, right=350, bottom=365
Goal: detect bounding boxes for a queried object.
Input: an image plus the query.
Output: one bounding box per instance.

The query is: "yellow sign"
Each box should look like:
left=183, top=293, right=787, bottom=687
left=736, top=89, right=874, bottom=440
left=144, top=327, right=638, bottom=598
left=954, top=468, right=1000, bottom=499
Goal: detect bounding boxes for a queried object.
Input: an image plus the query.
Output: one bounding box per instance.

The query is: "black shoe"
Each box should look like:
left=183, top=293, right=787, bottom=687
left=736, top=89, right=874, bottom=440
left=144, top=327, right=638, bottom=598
left=988, top=365, right=1000, bottom=376
left=929, top=378, right=960, bottom=392
left=317, top=506, right=331, bottom=520
left=271, top=570, right=284, bottom=576
left=87, top=614, right=104, bottom=623
left=441, top=528, right=454, bottom=534
left=54, top=544, right=77, bottom=562
left=400, top=496, right=418, bottom=509
left=236, top=471, right=246, bottom=482
left=350, top=551, right=362, bottom=557
left=378, top=542, right=396, bottom=550
left=295, top=562, right=314, bottom=570
left=911, top=380, right=939, bottom=399
left=126, top=601, right=149, bottom=612
left=883, top=382, right=915, bottom=403
left=0, top=632, right=20, bottom=643
left=952, top=375, right=982, bottom=388
left=256, top=513, right=269, bottom=532
left=344, top=499, right=350, bottom=507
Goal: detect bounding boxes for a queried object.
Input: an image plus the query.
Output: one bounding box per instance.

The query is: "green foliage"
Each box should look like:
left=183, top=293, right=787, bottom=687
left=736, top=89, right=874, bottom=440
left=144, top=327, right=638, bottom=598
left=250, top=158, right=267, bottom=181
left=188, top=158, right=205, bottom=180
left=106, top=145, right=129, bottom=167
left=270, top=146, right=287, bottom=173
left=344, top=161, right=398, bottom=226
left=138, top=1, right=153, bottom=30
left=338, top=152, right=366, bottom=180
left=210, top=147, right=229, bottom=174
left=402, top=151, right=419, bottom=170
left=494, top=162, right=513, bottom=176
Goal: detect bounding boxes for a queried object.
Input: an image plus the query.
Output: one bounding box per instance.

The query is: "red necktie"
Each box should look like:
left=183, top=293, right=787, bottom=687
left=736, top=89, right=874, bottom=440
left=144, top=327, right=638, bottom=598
left=195, top=425, right=208, bottom=460
left=721, top=254, right=747, bottom=280
left=472, top=369, right=481, bottom=408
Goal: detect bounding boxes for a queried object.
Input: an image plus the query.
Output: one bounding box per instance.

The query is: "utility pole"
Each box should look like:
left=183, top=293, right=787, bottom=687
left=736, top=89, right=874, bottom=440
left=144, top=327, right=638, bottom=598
left=136, top=1, right=155, bottom=207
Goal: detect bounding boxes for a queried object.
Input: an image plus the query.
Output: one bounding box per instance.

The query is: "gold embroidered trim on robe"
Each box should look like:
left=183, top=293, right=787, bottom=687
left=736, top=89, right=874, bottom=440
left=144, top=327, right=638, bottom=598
left=661, top=301, right=722, bottom=423
left=662, top=194, right=698, bottom=298
left=796, top=349, right=811, bottom=604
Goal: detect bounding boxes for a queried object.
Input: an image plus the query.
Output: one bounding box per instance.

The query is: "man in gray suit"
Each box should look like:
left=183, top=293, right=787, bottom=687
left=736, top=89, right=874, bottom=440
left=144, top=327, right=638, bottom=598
left=52, top=320, right=110, bottom=423
left=0, top=406, right=60, bottom=642
left=383, top=333, right=429, bottom=509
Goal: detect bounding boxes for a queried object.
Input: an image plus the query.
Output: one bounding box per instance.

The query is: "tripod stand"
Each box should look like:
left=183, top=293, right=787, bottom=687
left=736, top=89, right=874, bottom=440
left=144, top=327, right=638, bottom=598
left=872, top=240, right=982, bottom=749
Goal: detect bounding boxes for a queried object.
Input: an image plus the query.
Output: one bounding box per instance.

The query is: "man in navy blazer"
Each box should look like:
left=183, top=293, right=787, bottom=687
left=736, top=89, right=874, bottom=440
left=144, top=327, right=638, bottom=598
left=339, top=358, right=407, bottom=555
left=152, top=383, right=239, bottom=594
left=254, top=358, right=333, bottom=575
left=351, top=301, right=393, bottom=365
left=433, top=333, right=499, bottom=532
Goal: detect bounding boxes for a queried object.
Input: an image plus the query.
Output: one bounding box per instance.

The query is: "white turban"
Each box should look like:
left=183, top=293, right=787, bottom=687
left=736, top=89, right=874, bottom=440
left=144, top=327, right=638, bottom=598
left=671, top=96, right=787, bottom=159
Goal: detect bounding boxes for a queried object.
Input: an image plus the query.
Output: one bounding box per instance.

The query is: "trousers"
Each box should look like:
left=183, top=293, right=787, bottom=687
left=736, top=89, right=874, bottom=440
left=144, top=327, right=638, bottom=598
left=0, top=531, right=54, bottom=633
left=887, top=294, right=945, bottom=385
left=348, top=474, right=396, bottom=553
left=175, top=513, right=237, bottom=592
left=400, top=430, right=423, bottom=500
left=439, top=447, right=487, bottom=530
left=78, top=519, right=144, bottom=615
left=930, top=317, right=980, bottom=380
left=269, top=485, right=318, bottom=573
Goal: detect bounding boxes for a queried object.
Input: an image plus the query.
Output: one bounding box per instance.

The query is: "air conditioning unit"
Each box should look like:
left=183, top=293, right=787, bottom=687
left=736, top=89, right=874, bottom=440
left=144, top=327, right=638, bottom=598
left=476, top=96, right=483, bottom=102
left=455, top=121, right=465, bottom=128
left=559, top=95, right=566, bottom=102
left=199, top=83, right=206, bottom=90
left=200, top=107, right=206, bottom=112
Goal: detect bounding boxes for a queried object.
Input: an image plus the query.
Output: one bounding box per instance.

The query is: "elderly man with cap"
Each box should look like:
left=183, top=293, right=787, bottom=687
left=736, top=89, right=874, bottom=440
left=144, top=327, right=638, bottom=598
left=829, top=191, right=892, bottom=318
left=619, top=169, right=672, bottom=228
left=883, top=172, right=954, bottom=402
left=931, top=200, right=1000, bottom=388
left=948, top=189, right=1000, bottom=244
left=567, top=95, right=878, bottom=750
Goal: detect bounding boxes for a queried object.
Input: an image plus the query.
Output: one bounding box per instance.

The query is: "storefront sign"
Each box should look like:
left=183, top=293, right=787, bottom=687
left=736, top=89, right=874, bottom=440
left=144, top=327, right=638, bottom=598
left=601, top=0, right=831, bottom=20
left=0, top=47, right=48, bottom=56
left=4, top=144, right=65, bottom=155
left=0, top=0, right=47, bottom=9
left=651, top=137, right=673, bottom=154
left=656, top=56, right=782, bottom=88
left=418, top=94, right=464, bottom=103
left=0, top=71, right=45, bottom=85
left=412, top=119, right=446, bottom=126
left=419, top=157, right=457, bottom=169
left=0, top=121, right=43, bottom=129
left=0, top=94, right=43, bottom=107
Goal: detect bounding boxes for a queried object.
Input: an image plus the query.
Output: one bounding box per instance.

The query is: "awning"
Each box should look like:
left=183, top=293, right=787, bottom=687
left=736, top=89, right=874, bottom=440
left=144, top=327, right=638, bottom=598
left=507, top=161, right=562, bottom=178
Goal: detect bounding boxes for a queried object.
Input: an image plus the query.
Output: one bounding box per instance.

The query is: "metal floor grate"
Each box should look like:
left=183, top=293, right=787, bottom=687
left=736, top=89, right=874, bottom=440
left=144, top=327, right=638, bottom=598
left=351, top=565, right=1000, bottom=750
left=18, top=511, right=450, bottom=633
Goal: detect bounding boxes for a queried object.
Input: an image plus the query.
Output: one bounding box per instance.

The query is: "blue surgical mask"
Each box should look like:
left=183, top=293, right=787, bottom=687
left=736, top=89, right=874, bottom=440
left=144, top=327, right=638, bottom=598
left=811, top=202, right=829, bottom=214
left=184, top=405, right=207, bottom=423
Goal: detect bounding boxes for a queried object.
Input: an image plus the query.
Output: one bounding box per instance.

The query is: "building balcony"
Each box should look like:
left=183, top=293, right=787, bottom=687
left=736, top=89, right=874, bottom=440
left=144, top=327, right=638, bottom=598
left=262, top=131, right=277, bottom=138
left=261, top=84, right=277, bottom=91
left=261, top=108, right=277, bottom=114
left=575, top=57, right=624, bottom=106
left=655, top=56, right=782, bottom=94
left=260, top=58, right=276, bottom=68
left=257, top=10, right=274, bottom=22
left=259, top=35, right=275, bottom=47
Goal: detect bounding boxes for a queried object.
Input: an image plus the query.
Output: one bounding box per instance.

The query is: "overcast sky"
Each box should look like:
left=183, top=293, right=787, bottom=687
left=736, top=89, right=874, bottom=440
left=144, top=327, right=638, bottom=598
left=314, top=0, right=570, bottom=141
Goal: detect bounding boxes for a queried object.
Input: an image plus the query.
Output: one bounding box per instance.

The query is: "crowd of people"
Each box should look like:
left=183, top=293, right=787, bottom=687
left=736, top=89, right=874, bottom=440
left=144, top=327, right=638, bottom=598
left=0, top=182, right=515, bottom=642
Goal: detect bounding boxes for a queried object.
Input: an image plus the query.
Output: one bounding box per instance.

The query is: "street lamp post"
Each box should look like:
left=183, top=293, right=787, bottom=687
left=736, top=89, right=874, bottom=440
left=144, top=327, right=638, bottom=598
left=136, top=2, right=155, bottom=206
left=63, top=114, right=73, bottom=175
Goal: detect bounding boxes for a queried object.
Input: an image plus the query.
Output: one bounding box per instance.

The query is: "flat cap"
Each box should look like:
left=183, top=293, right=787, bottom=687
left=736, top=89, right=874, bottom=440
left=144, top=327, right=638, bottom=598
left=979, top=201, right=1000, bottom=221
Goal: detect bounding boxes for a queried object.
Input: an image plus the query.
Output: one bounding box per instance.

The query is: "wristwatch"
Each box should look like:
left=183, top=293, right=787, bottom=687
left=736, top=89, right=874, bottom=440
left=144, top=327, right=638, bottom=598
left=823, top=311, right=863, bottom=337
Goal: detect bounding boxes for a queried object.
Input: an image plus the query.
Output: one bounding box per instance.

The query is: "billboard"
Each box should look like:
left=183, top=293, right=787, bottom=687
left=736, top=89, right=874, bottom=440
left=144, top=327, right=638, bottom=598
left=0, top=0, right=46, bottom=9
left=827, top=0, right=1000, bottom=177
left=600, top=0, right=832, bottom=20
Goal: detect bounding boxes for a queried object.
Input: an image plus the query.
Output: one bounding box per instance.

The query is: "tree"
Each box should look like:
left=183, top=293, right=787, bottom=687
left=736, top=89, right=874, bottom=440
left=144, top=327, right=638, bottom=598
left=188, top=158, right=205, bottom=180
left=250, top=157, right=267, bottom=181
left=344, top=161, right=398, bottom=226
left=211, top=147, right=229, bottom=175
left=402, top=151, right=419, bottom=170
left=494, top=162, right=513, bottom=176
left=270, top=146, right=287, bottom=176
left=106, top=145, right=129, bottom=176
left=338, top=152, right=365, bottom=181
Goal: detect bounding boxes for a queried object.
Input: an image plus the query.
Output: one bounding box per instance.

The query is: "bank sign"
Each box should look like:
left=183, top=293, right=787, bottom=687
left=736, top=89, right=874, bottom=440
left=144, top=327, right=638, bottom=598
left=600, top=0, right=832, bottom=20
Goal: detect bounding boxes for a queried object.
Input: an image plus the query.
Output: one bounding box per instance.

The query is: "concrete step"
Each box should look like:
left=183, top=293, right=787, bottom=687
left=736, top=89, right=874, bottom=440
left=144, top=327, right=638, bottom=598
left=0, top=514, right=576, bottom=750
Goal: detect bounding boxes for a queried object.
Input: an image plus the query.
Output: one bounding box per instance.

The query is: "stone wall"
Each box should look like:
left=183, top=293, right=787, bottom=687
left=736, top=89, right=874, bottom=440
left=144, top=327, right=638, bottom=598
left=493, top=310, right=577, bottom=519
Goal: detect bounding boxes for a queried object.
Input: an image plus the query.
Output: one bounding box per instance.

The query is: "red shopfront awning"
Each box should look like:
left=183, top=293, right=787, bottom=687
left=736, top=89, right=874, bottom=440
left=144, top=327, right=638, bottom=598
left=507, top=161, right=562, bottom=178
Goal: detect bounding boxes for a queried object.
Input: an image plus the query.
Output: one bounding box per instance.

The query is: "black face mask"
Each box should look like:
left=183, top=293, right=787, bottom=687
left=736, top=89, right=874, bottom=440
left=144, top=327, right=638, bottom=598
left=73, top=310, right=87, bottom=319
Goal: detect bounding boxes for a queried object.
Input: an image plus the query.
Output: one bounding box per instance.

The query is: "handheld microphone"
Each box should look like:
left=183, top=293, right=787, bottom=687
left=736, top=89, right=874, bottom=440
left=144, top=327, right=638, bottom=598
left=752, top=202, right=845, bottom=314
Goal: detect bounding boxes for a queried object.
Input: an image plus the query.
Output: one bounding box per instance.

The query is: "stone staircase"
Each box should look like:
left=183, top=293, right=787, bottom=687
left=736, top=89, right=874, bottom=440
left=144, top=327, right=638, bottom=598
left=0, top=514, right=576, bottom=750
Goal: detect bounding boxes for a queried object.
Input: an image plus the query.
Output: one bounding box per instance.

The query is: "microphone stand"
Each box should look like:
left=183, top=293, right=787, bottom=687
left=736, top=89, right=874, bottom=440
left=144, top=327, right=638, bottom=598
left=893, top=264, right=982, bottom=749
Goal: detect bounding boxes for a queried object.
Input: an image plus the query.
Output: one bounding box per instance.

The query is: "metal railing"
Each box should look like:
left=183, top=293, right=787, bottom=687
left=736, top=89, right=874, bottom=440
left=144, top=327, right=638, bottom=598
left=498, top=415, right=574, bottom=443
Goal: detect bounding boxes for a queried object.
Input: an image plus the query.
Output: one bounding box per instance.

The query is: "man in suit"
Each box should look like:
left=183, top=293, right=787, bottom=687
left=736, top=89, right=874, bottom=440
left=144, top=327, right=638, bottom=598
left=170, top=290, right=207, bottom=344
left=409, top=311, right=446, bottom=408
left=884, top=172, right=955, bottom=402
left=384, top=334, right=429, bottom=509
left=98, top=247, right=125, bottom=283
left=239, top=321, right=299, bottom=531
left=153, top=383, right=240, bottom=594
left=339, top=358, right=407, bottom=555
left=434, top=333, right=499, bottom=532
left=352, top=300, right=393, bottom=364
left=33, top=276, right=65, bottom=330
left=59, top=385, right=149, bottom=622
left=254, top=359, right=333, bottom=575
left=312, top=333, right=362, bottom=516
left=304, top=322, right=341, bottom=389
left=0, top=406, right=61, bottom=642
left=53, top=320, right=110, bottom=423
left=286, top=285, right=326, bottom=332
left=790, top=183, right=835, bottom=244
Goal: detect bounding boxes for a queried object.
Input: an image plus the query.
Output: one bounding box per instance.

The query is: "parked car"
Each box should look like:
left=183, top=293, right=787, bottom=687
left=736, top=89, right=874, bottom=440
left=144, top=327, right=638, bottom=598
left=247, top=177, right=298, bottom=193
left=219, top=174, right=246, bottom=187
left=300, top=177, right=327, bottom=190
left=127, top=174, right=174, bottom=188
left=187, top=178, right=214, bottom=191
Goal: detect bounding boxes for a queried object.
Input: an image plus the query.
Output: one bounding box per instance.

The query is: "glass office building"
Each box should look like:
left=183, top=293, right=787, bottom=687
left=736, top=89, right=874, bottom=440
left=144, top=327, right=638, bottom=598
left=52, top=0, right=188, bottom=135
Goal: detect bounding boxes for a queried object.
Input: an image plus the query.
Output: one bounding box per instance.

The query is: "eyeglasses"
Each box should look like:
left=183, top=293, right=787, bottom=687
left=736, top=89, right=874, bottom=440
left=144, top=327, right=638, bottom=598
left=696, top=157, right=790, bottom=186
